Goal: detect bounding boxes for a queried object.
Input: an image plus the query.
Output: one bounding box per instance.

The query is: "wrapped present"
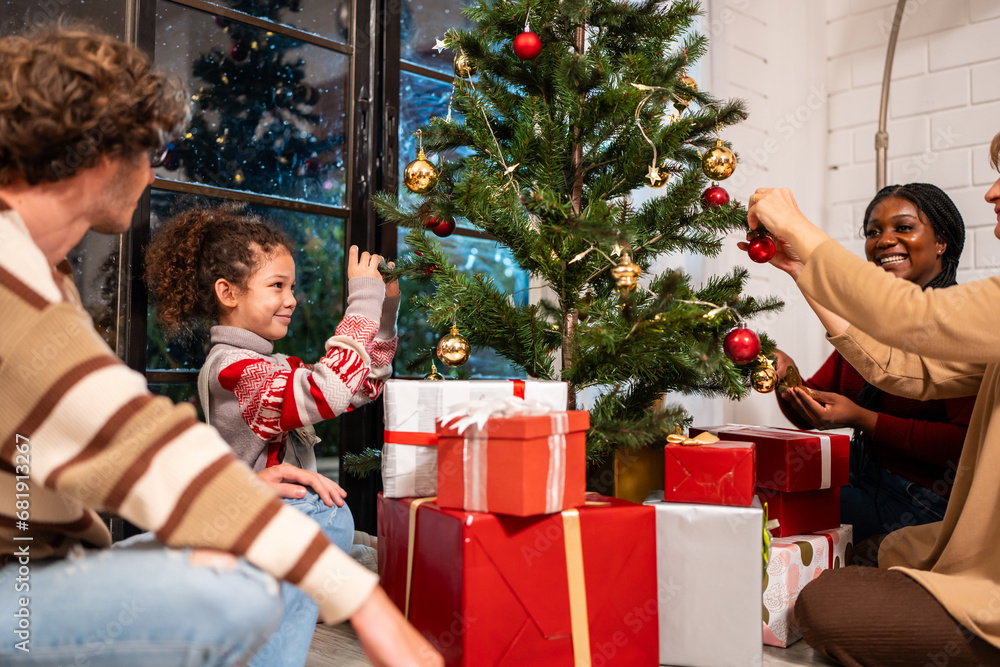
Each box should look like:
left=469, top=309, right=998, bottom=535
left=377, top=493, right=658, bottom=666
left=436, top=401, right=588, bottom=516
left=663, top=432, right=756, bottom=507
left=756, top=486, right=841, bottom=537
left=690, top=424, right=849, bottom=492
left=763, top=524, right=854, bottom=647
left=382, top=379, right=568, bottom=497
left=644, top=491, right=763, bottom=667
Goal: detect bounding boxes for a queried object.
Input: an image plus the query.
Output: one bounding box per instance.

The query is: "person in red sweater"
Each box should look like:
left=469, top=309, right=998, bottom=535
left=769, top=183, right=975, bottom=544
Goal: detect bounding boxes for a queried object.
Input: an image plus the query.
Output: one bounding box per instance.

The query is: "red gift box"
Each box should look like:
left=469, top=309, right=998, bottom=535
left=756, top=486, right=841, bottom=537
left=436, top=411, right=588, bottom=516
left=663, top=440, right=756, bottom=506
left=377, top=493, right=658, bottom=666
left=690, top=425, right=849, bottom=492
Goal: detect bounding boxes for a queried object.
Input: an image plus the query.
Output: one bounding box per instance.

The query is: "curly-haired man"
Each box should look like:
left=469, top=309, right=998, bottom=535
left=0, top=24, right=440, bottom=667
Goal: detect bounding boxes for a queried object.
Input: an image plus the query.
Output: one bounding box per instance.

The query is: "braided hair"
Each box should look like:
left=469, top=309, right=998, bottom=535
left=855, top=183, right=966, bottom=412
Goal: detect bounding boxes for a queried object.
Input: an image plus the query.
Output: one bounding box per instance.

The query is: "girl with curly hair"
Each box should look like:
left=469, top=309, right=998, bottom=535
left=145, top=203, right=400, bottom=664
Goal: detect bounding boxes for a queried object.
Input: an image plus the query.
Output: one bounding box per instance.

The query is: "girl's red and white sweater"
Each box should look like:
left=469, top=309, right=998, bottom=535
left=199, top=277, right=400, bottom=471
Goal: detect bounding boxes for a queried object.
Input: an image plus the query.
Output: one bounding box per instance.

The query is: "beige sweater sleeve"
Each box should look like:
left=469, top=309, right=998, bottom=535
left=799, top=239, right=1000, bottom=363
left=828, top=327, right=984, bottom=401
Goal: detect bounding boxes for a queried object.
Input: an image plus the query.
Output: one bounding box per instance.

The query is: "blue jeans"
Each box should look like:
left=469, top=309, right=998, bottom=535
left=250, top=490, right=355, bottom=667
left=0, top=534, right=282, bottom=666
left=841, top=436, right=950, bottom=543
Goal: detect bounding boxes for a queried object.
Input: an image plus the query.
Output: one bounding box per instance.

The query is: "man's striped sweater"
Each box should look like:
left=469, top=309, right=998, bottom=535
left=0, top=210, right=377, bottom=623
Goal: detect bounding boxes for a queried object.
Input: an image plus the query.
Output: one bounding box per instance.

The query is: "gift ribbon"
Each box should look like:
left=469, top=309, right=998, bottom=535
left=405, top=496, right=437, bottom=620
left=546, top=414, right=569, bottom=513
left=820, top=530, right=835, bottom=569
left=383, top=430, right=438, bottom=446
left=562, top=508, right=591, bottom=666
left=440, top=396, right=555, bottom=434
left=666, top=432, right=720, bottom=446
left=712, top=424, right=833, bottom=490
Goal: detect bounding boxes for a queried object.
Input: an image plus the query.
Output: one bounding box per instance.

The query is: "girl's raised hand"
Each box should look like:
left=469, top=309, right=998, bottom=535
left=347, top=245, right=383, bottom=280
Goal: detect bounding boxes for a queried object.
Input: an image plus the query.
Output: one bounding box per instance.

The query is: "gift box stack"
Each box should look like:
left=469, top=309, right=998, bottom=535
left=689, top=425, right=850, bottom=537
left=377, top=379, right=660, bottom=666
left=645, top=432, right=764, bottom=667
left=683, top=424, right=854, bottom=649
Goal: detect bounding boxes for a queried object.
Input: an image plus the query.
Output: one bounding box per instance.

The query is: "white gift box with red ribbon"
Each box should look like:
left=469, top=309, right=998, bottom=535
left=381, top=379, right=568, bottom=498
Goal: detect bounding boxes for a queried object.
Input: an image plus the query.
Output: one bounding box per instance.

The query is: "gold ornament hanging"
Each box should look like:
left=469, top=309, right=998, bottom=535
left=702, top=138, right=737, bottom=181
left=403, top=131, right=438, bottom=194
left=424, top=360, right=445, bottom=380
left=750, top=355, right=778, bottom=393
left=453, top=52, right=475, bottom=79
left=436, top=325, right=471, bottom=367
left=674, top=74, right=698, bottom=114
left=645, top=164, right=669, bottom=188
left=611, top=251, right=641, bottom=296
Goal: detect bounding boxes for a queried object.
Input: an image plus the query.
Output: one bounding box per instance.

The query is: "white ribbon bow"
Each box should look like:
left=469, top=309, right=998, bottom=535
left=440, top=396, right=555, bottom=434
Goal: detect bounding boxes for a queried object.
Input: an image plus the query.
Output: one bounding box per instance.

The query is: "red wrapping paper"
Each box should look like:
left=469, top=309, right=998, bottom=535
left=690, top=425, right=849, bottom=492
left=663, top=440, right=756, bottom=506
left=377, top=493, right=658, bottom=666
left=756, top=486, right=841, bottom=537
left=436, top=411, right=588, bottom=516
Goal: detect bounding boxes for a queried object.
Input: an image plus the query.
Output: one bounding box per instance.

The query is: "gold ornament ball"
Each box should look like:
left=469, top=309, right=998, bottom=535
left=751, top=364, right=778, bottom=393
left=436, top=326, right=471, bottom=367
left=403, top=150, right=438, bottom=194
left=611, top=252, right=641, bottom=295
left=423, top=360, right=445, bottom=381
left=703, top=138, right=737, bottom=180
left=674, top=74, right=698, bottom=113
left=453, top=53, right=475, bottom=79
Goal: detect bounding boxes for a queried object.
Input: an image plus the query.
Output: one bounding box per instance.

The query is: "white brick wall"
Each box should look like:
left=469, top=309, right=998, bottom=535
left=825, top=0, right=1000, bottom=285
left=696, top=0, right=1000, bottom=427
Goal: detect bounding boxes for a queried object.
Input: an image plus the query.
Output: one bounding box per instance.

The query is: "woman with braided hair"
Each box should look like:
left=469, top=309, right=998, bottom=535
left=767, top=183, right=976, bottom=545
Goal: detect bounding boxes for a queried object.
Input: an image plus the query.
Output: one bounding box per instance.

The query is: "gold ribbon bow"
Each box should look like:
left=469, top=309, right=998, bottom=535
left=666, top=431, right=720, bottom=446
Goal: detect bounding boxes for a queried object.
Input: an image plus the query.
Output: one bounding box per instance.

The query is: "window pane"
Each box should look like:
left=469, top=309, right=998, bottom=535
left=400, top=0, right=472, bottom=74
left=68, top=232, right=122, bottom=353
left=1, top=0, right=127, bottom=38
left=153, top=0, right=350, bottom=207
left=146, top=189, right=346, bottom=372
left=399, top=71, right=468, bottom=210
left=395, top=229, right=528, bottom=379
left=195, top=0, right=351, bottom=44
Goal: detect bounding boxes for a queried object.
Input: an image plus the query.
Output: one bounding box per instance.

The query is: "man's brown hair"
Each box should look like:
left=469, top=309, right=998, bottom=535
left=0, top=23, right=188, bottom=185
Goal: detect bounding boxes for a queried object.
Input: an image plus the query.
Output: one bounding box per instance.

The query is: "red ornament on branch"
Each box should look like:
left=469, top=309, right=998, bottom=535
left=747, top=235, right=776, bottom=263
left=231, top=42, right=249, bottom=61
left=723, top=324, right=760, bottom=365
left=513, top=31, right=542, bottom=60
left=423, top=216, right=456, bottom=238
left=701, top=184, right=729, bottom=208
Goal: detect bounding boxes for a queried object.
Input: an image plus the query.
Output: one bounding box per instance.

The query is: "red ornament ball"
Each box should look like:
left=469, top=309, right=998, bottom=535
left=231, top=42, right=249, bottom=61
left=423, top=216, right=456, bottom=238
left=723, top=326, right=761, bottom=365
left=701, top=185, right=730, bottom=208
left=513, top=31, right=542, bottom=60
left=748, top=235, right=776, bottom=263
left=304, top=157, right=322, bottom=174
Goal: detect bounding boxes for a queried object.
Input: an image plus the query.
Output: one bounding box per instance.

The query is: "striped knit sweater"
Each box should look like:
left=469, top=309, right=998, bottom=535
left=0, top=210, right=378, bottom=623
left=202, top=281, right=399, bottom=472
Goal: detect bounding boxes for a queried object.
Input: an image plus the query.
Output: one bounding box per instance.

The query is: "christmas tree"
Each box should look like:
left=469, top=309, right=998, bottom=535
left=375, top=0, right=782, bottom=463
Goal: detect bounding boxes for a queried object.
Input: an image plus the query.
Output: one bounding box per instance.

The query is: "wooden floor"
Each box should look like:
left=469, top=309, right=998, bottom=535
left=307, top=623, right=840, bottom=666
